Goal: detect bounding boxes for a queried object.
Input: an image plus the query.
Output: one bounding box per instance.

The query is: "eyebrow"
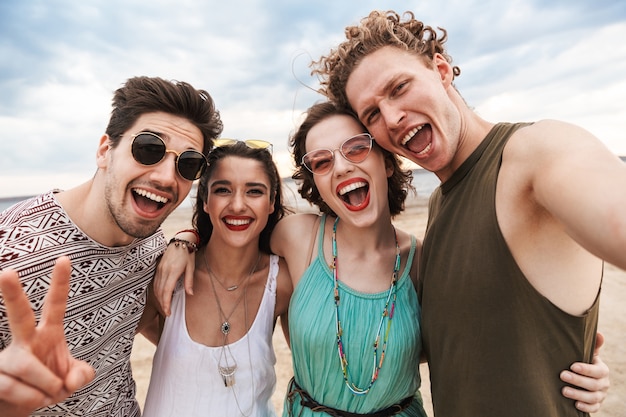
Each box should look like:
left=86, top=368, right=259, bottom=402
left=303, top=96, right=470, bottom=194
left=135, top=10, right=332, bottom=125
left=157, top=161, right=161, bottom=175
left=357, top=76, right=398, bottom=122
left=210, top=179, right=269, bottom=190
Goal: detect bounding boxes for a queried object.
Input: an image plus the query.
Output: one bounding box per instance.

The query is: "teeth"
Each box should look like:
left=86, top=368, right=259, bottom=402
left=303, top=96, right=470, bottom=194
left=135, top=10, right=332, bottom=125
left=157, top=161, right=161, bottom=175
left=417, top=143, right=432, bottom=156
left=401, top=125, right=424, bottom=146
left=339, top=181, right=367, bottom=196
left=134, top=189, right=168, bottom=203
left=225, top=218, right=251, bottom=226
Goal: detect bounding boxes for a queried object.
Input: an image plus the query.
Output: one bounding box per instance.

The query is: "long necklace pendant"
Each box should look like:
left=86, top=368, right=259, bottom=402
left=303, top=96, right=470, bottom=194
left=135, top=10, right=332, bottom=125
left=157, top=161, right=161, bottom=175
left=219, top=365, right=237, bottom=387
left=221, top=321, right=231, bottom=335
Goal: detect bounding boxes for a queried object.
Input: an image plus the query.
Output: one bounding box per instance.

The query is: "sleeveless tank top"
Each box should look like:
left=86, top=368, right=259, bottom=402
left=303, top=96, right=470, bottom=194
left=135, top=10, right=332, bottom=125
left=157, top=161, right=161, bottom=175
left=284, top=214, right=426, bottom=417
left=143, top=255, right=280, bottom=417
left=419, top=123, right=600, bottom=417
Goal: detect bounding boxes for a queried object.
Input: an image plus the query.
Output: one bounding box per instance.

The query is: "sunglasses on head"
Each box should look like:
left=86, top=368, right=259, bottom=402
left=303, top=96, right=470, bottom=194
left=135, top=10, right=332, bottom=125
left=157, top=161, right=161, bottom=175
left=213, top=138, right=273, bottom=153
left=130, top=132, right=208, bottom=181
left=302, top=133, right=374, bottom=175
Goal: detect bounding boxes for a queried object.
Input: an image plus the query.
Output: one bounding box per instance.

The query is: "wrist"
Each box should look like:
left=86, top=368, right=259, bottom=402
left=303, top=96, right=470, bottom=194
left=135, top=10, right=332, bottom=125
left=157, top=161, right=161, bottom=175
left=168, top=237, right=198, bottom=253
left=175, top=228, right=200, bottom=245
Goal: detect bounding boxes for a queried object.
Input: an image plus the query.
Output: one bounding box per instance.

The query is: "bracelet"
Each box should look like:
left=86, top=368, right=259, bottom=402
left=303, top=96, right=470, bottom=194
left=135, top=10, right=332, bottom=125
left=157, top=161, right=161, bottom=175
left=176, top=228, right=200, bottom=245
left=168, top=237, right=198, bottom=253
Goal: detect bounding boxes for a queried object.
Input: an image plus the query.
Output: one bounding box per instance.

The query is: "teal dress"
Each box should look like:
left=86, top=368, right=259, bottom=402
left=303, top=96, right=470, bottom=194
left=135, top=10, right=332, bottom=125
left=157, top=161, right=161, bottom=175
left=283, top=215, right=426, bottom=416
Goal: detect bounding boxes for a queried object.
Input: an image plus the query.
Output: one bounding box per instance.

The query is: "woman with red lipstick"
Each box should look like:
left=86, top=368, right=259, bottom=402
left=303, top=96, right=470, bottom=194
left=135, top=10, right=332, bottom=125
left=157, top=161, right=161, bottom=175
left=139, top=141, right=292, bottom=417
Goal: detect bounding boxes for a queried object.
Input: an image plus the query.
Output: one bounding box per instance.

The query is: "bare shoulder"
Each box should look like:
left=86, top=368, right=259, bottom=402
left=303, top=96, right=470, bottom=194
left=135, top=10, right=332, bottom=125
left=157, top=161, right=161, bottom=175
left=272, top=213, right=320, bottom=247
left=395, top=227, right=421, bottom=287
left=509, top=119, right=601, bottom=156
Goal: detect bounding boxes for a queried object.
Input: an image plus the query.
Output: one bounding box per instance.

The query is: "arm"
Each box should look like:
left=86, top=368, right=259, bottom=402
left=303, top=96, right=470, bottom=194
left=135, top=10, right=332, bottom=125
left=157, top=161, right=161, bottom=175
left=529, top=120, right=626, bottom=269
left=274, top=257, right=293, bottom=348
left=136, top=284, right=165, bottom=345
left=560, top=332, right=610, bottom=413
left=153, top=231, right=198, bottom=316
left=0, top=257, right=95, bottom=417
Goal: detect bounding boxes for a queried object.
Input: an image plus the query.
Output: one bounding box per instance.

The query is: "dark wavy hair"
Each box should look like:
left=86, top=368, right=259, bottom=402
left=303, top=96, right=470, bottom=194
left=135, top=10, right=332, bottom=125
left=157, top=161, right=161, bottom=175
left=313, top=10, right=460, bottom=111
left=290, top=101, right=413, bottom=217
left=106, top=76, right=223, bottom=154
left=193, top=141, right=290, bottom=253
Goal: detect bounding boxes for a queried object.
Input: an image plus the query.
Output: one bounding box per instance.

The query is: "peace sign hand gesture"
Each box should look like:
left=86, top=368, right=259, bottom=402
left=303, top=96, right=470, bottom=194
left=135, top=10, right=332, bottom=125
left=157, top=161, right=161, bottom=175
left=0, top=256, right=95, bottom=417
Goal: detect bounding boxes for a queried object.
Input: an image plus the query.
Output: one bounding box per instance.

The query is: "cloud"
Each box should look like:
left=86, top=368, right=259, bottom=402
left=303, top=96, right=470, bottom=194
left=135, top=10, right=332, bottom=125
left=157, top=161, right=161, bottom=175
left=1, top=0, right=625, bottom=197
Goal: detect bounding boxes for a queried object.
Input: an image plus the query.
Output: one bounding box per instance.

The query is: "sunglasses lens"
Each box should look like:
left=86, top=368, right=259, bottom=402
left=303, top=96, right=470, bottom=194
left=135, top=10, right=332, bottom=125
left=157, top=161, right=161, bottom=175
left=132, top=134, right=166, bottom=165
left=303, top=150, right=334, bottom=175
left=177, top=151, right=207, bottom=180
left=342, top=134, right=372, bottom=163
left=244, top=140, right=272, bottom=150
left=213, top=138, right=237, bottom=148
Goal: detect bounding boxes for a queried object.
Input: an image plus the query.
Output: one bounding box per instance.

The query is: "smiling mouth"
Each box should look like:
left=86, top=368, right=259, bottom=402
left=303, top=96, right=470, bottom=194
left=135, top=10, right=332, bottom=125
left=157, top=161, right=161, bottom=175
left=401, top=124, right=432, bottom=155
left=338, top=181, right=369, bottom=207
left=133, top=188, right=169, bottom=213
left=224, top=218, right=252, bottom=227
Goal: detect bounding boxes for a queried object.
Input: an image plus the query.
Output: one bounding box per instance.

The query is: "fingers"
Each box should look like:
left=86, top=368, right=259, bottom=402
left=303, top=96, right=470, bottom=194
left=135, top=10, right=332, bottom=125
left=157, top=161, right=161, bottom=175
left=561, top=353, right=609, bottom=413
left=40, top=257, right=71, bottom=328
left=184, top=252, right=196, bottom=296
left=0, top=269, right=37, bottom=344
left=594, top=331, right=605, bottom=353
left=63, top=360, right=95, bottom=394
left=561, top=385, right=603, bottom=413
left=0, top=345, right=64, bottom=407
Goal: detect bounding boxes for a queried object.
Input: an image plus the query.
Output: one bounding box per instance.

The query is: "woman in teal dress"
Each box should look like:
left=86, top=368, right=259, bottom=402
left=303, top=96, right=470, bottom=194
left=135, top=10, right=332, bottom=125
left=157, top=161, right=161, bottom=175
left=270, top=102, right=427, bottom=416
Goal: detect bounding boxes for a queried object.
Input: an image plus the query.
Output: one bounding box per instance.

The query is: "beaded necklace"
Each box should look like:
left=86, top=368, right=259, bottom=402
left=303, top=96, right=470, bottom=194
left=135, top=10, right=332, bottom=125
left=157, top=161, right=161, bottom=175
left=332, top=217, right=400, bottom=395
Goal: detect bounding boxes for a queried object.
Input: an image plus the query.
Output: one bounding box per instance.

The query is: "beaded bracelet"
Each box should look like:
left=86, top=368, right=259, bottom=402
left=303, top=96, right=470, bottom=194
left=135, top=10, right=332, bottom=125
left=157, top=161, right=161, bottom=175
left=176, top=228, right=200, bottom=245
left=168, top=237, right=198, bottom=253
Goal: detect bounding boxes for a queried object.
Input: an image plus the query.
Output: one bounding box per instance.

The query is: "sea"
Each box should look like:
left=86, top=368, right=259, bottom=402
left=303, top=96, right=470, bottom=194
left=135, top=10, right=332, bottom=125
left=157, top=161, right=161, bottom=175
left=3, top=155, right=625, bottom=213
left=0, top=169, right=442, bottom=214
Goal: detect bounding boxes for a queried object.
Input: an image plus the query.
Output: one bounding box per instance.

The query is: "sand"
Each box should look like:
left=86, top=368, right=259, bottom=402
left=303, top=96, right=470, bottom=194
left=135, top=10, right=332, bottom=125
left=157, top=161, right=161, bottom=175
left=131, top=194, right=625, bottom=416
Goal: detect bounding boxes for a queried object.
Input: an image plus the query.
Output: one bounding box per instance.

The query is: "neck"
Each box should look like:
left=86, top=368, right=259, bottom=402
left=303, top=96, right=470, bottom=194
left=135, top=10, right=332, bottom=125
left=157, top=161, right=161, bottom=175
left=56, top=181, right=137, bottom=247
left=204, top=239, right=261, bottom=278
left=333, top=215, right=396, bottom=253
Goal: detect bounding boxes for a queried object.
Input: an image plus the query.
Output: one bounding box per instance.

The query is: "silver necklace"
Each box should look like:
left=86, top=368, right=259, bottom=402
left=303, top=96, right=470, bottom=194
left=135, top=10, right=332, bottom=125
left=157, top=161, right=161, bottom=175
left=204, top=251, right=259, bottom=387
left=203, top=249, right=260, bottom=416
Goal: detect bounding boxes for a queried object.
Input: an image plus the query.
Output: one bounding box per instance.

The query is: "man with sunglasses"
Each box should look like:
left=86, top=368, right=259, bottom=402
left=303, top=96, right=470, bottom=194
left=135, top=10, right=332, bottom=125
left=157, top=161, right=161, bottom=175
left=313, top=10, right=621, bottom=417
left=0, top=76, right=222, bottom=417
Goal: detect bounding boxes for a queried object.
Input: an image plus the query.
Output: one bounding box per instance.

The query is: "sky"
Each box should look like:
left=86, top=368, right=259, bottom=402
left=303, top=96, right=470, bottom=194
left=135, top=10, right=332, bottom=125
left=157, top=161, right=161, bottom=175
left=1, top=0, right=625, bottom=197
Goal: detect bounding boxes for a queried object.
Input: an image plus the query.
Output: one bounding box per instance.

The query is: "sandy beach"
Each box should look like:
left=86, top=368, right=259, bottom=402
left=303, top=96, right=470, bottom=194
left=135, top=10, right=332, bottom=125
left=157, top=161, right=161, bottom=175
left=132, top=193, right=625, bottom=416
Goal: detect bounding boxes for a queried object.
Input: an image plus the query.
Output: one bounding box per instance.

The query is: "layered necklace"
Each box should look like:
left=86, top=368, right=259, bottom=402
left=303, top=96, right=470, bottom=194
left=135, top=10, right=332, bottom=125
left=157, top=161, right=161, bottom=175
left=204, top=251, right=259, bottom=390
left=332, top=217, right=400, bottom=396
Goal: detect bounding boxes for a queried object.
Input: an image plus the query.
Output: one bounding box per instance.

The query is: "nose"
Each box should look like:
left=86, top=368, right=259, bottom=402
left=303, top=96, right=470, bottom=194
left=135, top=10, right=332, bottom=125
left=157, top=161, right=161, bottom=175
left=331, top=149, right=354, bottom=177
left=148, top=152, right=179, bottom=187
left=380, top=100, right=405, bottom=129
left=230, top=190, right=247, bottom=212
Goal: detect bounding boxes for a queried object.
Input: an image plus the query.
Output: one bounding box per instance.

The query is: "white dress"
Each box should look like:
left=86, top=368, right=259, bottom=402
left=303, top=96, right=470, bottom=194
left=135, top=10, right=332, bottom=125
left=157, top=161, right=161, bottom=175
left=142, top=255, right=280, bottom=417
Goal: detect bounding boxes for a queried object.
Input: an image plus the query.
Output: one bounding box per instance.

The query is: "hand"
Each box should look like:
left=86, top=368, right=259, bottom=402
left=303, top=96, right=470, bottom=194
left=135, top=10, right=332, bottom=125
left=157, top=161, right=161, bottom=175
left=0, top=257, right=95, bottom=417
left=560, top=332, right=609, bottom=413
left=153, top=241, right=196, bottom=316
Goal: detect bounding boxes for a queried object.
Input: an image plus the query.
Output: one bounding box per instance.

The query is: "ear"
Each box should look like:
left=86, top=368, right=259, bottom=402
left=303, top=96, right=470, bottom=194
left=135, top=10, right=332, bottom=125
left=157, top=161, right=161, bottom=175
left=96, top=134, right=111, bottom=169
left=433, top=53, right=454, bottom=88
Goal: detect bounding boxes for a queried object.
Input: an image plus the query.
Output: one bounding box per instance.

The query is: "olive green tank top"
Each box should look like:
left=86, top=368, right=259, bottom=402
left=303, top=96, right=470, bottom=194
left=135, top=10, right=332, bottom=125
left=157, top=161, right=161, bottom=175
left=419, top=122, right=600, bottom=417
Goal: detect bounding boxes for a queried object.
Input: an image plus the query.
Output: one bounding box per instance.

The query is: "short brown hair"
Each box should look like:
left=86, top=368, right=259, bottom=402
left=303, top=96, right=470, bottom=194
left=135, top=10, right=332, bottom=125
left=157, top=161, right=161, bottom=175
left=105, top=76, right=223, bottom=154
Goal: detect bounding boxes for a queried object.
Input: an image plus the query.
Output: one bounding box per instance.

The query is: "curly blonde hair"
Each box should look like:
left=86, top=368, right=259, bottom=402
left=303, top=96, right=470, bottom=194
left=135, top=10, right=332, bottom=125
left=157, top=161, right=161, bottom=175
left=313, top=10, right=460, bottom=110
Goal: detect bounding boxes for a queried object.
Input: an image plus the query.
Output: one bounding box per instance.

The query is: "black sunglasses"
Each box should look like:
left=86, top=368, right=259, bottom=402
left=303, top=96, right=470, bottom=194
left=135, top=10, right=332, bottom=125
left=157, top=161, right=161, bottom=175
left=130, top=132, right=208, bottom=181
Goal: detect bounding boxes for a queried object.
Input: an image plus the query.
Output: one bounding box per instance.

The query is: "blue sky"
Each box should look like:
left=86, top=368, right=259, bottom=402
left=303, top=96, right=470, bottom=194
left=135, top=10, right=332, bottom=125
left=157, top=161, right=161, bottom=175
left=1, top=0, right=625, bottom=197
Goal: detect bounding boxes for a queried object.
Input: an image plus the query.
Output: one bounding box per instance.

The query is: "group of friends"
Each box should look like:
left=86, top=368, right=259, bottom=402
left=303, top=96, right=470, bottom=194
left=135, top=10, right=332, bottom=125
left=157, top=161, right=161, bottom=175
left=1, top=10, right=623, bottom=417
